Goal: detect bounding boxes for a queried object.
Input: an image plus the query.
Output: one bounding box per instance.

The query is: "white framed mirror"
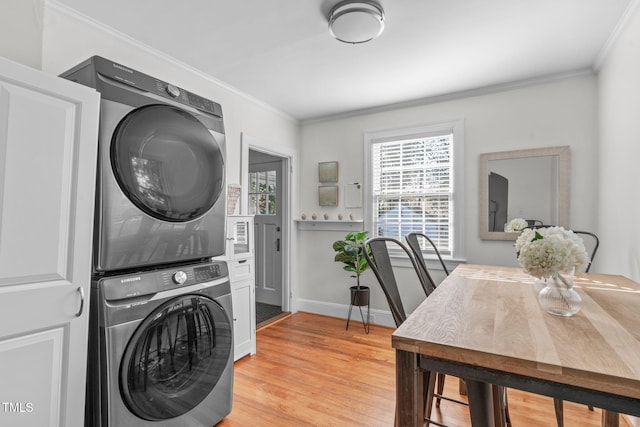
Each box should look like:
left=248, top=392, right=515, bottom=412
left=479, top=146, right=570, bottom=240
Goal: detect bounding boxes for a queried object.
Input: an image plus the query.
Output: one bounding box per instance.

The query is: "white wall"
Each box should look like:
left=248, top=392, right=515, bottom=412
left=298, top=75, right=599, bottom=318
left=0, top=0, right=43, bottom=69
left=598, top=5, right=640, bottom=282
left=598, top=0, right=640, bottom=421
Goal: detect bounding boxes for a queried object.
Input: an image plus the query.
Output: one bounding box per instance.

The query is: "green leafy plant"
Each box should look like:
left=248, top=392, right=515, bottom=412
left=332, top=231, right=370, bottom=289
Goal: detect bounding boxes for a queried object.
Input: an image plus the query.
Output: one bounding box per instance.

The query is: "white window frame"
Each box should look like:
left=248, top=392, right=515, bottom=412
left=364, top=120, right=465, bottom=268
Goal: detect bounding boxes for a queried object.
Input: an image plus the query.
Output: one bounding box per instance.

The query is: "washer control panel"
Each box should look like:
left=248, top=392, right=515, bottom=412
left=100, top=261, right=229, bottom=301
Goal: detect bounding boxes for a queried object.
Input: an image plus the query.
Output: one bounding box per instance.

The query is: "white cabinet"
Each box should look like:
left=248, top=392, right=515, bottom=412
left=0, top=57, right=99, bottom=427
left=231, top=281, right=254, bottom=360
left=226, top=216, right=256, bottom=361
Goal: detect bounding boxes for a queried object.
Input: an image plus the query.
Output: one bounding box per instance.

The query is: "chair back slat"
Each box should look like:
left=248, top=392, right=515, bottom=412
left=406, top=232, right=449, bottom=293
left=572, top=230, right=600, bottom=272
left=363, top=237, right=429, bottom=327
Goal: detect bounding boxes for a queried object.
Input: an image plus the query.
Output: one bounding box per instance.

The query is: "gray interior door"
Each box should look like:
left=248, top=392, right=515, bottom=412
left=249, top=157, right=283, bottom=306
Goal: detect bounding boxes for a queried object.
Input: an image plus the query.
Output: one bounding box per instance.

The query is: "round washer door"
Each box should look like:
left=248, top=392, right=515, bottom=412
left=120, top=295, right=232, bottom=421
left=111, top=104, right=224, bottom=222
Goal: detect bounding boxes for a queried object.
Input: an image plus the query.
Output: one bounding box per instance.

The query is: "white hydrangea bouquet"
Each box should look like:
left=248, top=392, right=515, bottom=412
left=515, top=226, right=589, bottom=279
left=515, top=226, right=589, bottom=316
left=504, top=218, right=528, bottom=232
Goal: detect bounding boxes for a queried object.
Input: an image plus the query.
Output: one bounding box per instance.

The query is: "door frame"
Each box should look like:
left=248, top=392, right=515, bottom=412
left=241, top=133, right=295, bottom=313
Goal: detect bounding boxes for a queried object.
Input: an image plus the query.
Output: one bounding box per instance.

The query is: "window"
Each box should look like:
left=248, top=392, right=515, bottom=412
left=248, top=170, right=277, bottom=215
left=364, top=120, right=464, bottom=260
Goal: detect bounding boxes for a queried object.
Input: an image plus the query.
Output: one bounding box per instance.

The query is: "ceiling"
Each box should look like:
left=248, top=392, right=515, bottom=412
left=56, top=0, right=635, bottom=122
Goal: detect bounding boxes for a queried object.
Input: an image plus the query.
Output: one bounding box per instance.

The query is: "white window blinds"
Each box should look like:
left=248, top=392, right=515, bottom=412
left=371, top=133, right=453, bottom=254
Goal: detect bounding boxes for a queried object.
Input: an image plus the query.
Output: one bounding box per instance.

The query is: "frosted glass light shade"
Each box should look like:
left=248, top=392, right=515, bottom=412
left=328, top=1, right=385, bottom=44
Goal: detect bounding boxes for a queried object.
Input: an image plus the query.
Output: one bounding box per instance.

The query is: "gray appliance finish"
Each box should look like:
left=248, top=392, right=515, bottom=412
left=86, top=260, right=234, bottom=427
left=61, top=56, right=227, bottom=273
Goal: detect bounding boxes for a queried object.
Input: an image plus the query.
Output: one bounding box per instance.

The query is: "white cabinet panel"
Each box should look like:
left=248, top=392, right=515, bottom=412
left=0, top=57, right=99, bottom=427
left=0, top=81, right=75, bottom=282
left=231, top=280, right=255, bottom=361
left=0, top=328, right=64, bottom=427
left=229, top=258, right=254, bottom=282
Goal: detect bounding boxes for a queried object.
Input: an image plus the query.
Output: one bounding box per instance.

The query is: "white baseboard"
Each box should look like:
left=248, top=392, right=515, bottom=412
left=296, top=298, right=396, bottom=328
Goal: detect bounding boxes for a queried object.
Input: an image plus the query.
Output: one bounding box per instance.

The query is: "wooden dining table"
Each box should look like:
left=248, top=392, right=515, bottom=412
left=392, top=264, right=640, bottom=427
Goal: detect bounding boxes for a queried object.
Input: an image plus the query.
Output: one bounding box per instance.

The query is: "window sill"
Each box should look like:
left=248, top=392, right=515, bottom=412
left=390, top=253, right=466, bottom=272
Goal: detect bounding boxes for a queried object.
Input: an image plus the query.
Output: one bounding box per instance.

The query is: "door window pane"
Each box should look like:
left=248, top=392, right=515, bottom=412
left=249, top=170, right=276, bottom=215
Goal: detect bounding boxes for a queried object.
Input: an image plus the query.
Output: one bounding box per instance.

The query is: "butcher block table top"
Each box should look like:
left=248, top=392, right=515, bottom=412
left=392, top=264, right=640, bottom=426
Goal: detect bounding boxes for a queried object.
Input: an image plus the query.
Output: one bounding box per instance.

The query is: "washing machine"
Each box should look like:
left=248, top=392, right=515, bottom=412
left=61, top=56, right=227, bottom=273
left=86, top=260, right=233, bottom=427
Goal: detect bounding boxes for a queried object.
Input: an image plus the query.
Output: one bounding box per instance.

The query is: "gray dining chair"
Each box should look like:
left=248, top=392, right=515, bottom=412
left=362, top=237, right=472, bottom=426
left=405, top=233, right=448, bottom=408
left=572, top=230, right=599, bottom=273
left=405, top=232, right=448, bottom=292
left=526, top=219, right=544, bottom=227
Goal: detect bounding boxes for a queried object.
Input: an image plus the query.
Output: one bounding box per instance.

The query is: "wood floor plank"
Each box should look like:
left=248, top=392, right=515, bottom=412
left=216, top=312, right=631, bottom=427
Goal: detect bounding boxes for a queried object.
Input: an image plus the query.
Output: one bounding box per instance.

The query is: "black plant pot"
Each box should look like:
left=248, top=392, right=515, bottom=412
left=350, top=286, right=370, bottom=307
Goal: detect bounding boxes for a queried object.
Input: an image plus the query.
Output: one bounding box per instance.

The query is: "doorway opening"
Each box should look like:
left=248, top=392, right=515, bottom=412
left=248, top=149, right=290, bottom=328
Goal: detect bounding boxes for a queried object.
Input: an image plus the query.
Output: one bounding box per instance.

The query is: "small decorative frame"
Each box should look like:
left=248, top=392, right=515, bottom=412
left=344, top=183, right=362, bottom=208
left=318, top=186, right=339, bottom=206
left=318, top=161, right=339, bottom=183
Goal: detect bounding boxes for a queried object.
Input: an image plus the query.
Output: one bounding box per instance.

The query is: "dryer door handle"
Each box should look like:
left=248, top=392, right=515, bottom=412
left=75, top=286, right=85, bottom=318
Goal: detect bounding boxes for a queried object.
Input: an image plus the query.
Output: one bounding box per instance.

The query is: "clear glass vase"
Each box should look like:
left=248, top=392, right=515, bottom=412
left=537, top=268, right=582, bottom=316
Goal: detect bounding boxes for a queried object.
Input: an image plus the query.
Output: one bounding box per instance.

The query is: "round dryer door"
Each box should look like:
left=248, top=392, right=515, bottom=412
left=120, top=295, right=232, bottom=421
left=111, top=104, right=224, bottom=222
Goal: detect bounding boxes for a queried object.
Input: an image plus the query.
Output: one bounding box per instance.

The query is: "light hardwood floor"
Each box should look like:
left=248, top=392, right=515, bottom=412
left=217, top=312, right=630, bottom=427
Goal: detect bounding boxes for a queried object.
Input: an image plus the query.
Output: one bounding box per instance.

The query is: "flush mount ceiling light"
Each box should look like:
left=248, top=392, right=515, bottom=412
left=328, top=0, right=385, bottom=44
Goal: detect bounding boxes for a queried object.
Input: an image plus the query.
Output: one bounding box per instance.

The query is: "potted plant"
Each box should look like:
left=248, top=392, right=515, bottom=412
left=332, top=231, right=370, bottom=306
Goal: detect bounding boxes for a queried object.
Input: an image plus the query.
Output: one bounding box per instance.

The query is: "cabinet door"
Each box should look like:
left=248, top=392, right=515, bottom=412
left=0, top=58, right=99, bottom=427
left=231, top=280, right=256, bottom=361
left=228, top=215, right=254, bottom=259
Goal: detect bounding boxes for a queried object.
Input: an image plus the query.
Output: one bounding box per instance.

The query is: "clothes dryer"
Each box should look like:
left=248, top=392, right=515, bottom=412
left=86, top=260, right=233, bottom=427
left=61, top=57, right=226, bottom=273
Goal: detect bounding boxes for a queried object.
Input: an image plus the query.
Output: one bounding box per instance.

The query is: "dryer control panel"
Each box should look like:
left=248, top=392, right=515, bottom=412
left=60, top=55, right=224, bottom=117
left=100, top=261, right=229, bottom=301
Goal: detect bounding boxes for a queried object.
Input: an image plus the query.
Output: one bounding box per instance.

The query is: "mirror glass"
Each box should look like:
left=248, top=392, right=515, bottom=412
left=479, top=146, right=570, bottom=240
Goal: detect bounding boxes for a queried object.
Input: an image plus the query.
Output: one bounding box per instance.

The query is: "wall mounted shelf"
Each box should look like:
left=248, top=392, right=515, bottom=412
left=295, top=220, right=364, bottom=232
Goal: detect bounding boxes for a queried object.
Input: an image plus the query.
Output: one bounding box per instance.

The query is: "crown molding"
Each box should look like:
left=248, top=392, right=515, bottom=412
left=593, top=0, right=640, bottom=70
left=302, top=68, right=595, bottom=125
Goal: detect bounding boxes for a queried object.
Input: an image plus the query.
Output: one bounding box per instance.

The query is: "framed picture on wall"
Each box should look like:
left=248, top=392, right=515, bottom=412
left=318, top=186, right=339, bottom=206
left=344, top=183, right=362, bottom=208
left=318, top=161, right=338, bottom=183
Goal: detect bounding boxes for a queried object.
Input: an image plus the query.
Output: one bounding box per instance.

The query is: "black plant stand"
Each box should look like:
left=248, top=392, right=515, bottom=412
left=346, top=285, right=370, bottom=334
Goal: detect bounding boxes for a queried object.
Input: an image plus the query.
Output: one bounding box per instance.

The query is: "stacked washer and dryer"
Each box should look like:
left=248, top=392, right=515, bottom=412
left=62, top=56, right=233, bottom=427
